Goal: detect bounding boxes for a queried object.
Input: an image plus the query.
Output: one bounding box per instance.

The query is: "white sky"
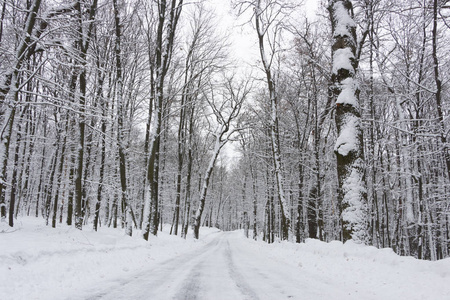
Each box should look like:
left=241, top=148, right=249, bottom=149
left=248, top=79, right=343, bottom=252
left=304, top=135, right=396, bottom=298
left=208, top=0, right=320, bottom=68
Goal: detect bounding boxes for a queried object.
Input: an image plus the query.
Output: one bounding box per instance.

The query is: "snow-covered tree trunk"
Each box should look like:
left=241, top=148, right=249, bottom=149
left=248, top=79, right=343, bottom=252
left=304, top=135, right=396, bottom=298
left=432, top=0, right=450, bottom=181
left=0, top=100, right=16, bottom=222
left=329, top=0, right=368, bottom=243
left=73, top=0, right=98, bottom=230
left=243, top=211, right=249, bottom=238
left=113, top=0, right=132, bottom=237
left=193, top=132, right=225, bottom=239
left=142, top=0, right=183, bottom=240
left=254, top=0, right=291, bottom=240
left=251, top=164, right=258, bottom=240
left=8, top=107, right=28, bottom=227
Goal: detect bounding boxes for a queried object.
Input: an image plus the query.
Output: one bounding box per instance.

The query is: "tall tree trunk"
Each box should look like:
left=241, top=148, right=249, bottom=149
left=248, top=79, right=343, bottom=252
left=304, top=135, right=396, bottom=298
left=193, top=130, right=226, bottom=239
left=66, top=71, right=78, bottom=226
left=8, top=106, right=27, bottom=226
left=0, top=0, right=6, bottom=43
left=329, top=0, right=367, bottom=243
left=113, top=0, right=132, bottom=236
left=254, top=1, right=291, bottom=240
left=20, top=108, right=36, bottom=217
left=36, top=113, right=48, bottom=218
left=52, top=116, right=68, bottom=228
left=296, top=162, right=305, bottom=243
left=45, top=143, right=59, bottom=226
left=431, top=0, right=449, bottom=177
left=0, top=102, right=16, bottom=221
left=181, top=103, right=195, bottom=239
left=173, top=73, right=189, bottom=236
left=15, top=107, right=31, bottom=218
left=142, top=0, right=183, bottom=240
left=93, top=69, right=107, bottom=231
left=73, top=0, right=98, bottom=230
left=250, top=163, right=258, bottom=240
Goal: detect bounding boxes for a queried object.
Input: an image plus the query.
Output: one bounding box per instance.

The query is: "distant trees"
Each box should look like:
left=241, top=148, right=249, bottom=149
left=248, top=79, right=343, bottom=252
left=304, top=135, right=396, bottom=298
left=365, top=0, right=450, bottom=260
left=192, top=75, right=250, bottom=239
left=1, top=0, right=449, bottom=261
left=230, top=0, right=449, bottom=260
left=235, top=0, right=296, bottom=240
left=141, top=0, right=184, bottom=240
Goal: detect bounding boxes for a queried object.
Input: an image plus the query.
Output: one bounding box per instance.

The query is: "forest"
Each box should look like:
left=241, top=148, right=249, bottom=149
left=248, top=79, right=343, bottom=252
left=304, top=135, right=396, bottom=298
left=1, top=0, right=449, bottom=262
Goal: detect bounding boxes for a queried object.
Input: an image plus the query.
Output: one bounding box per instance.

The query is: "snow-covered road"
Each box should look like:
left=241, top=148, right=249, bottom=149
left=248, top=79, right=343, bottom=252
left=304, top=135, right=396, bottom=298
left=82, top=232, right=292, bottom=299
left=76, top=231, right=449, bottom=300
left=83, top=232, right=256, bottom=299
left=80, top=231, right=316, bottom=300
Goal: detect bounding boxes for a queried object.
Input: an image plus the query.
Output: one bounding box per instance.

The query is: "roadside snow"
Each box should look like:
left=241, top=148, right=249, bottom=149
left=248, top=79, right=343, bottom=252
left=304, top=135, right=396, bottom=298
left=235, top=234, right=450, bottom=299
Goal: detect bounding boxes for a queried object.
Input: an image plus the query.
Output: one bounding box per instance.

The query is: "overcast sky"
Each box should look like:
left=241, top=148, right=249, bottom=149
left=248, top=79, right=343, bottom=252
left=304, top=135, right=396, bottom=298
left=206, top=0, right=320, bottom=68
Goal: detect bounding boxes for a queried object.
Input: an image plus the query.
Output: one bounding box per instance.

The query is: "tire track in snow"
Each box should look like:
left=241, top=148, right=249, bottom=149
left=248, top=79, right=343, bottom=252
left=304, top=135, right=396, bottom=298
left=224, top=238, right=260, bottom=300
left=82, top=232, right=307, bottom=300
left=82, top=237, right=221, bottom=300
left=168, top=232, right=257, bottom=300
left=173, top=261, right=204, bottom=300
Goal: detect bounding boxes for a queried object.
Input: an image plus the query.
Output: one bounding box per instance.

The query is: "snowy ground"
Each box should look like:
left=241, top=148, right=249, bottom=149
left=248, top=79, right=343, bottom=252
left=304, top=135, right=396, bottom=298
left=1, top=218, right=450, bottom=300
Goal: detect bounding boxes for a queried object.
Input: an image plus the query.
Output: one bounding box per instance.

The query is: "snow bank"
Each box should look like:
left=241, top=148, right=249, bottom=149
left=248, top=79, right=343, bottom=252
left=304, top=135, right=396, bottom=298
left=232, top=231, right=450, bottom=300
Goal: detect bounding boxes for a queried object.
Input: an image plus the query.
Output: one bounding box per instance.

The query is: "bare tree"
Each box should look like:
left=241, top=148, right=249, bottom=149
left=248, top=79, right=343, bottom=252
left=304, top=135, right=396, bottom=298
left=142, top=0, right=184, bottom=239
left=193, top=75, right=251, bottom=239
left=234, top=0, right=296, bottom=240
left=73, top=0, right=98, bottom=230
left=0, top=0, right=42, bottom=222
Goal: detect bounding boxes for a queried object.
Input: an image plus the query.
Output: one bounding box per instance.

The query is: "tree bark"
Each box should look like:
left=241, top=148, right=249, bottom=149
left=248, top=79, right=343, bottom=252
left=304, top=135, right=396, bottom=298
left=329, top=0, right=368, bottom=243
left=73, top=0, right=98, bottom=230
left=113, top=0, right=133, bottom=236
